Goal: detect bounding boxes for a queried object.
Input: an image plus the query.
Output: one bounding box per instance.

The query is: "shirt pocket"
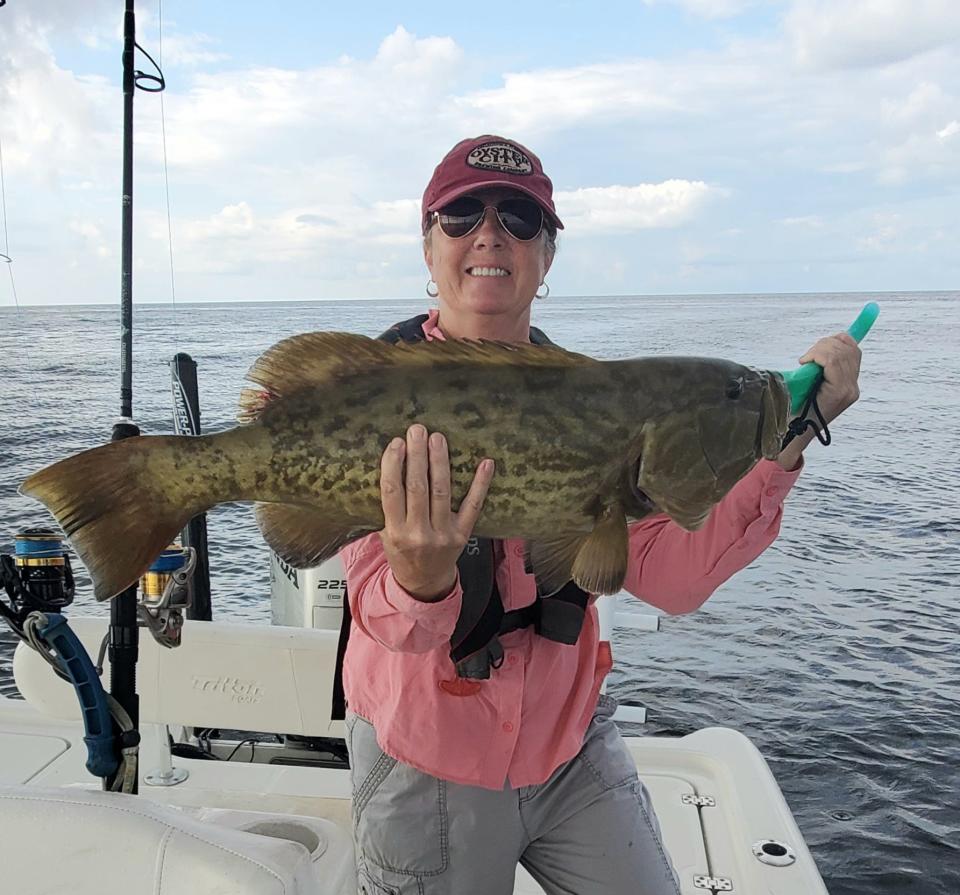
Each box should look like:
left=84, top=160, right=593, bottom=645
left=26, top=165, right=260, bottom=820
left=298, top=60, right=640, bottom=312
left=347, top=712, right=449, bottom=876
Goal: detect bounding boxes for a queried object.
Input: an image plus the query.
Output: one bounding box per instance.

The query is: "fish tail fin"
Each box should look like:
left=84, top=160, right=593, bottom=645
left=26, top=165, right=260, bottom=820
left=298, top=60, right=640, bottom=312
left=19, top=436, right=204, bottom=602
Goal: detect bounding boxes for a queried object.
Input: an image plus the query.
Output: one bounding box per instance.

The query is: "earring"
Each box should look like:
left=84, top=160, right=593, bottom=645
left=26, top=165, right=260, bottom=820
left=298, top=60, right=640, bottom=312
left=426, top=279, right=439, bottom=298
left=535, top=281, right=550, bottom=300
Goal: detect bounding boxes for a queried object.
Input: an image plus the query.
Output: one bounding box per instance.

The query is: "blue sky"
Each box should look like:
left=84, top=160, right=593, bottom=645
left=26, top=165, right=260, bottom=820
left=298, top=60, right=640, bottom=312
left=0, top=0, right=957, bottom=306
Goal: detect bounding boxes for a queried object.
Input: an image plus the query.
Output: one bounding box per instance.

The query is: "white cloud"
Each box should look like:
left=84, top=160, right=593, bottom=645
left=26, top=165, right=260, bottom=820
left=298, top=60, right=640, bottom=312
left=786, top=0, right=960, bottom=69
left=781, top=215, right=824, bottom=228
left=157, top=33, right=229, bottom=68
left=857, top=212, right=901, bottom=252
left=458, top=63, right=680, bottom=136
left=556, top=182, right=719, bottom=232
left=1, top=9, right=958, bottom=303
left=152, top=198, right=421, bottom=276
left=641, top=0, right=765, bottom=18
left=132, top=25, right=464, bottom=176
left=68, top=219, right=110, bottom=258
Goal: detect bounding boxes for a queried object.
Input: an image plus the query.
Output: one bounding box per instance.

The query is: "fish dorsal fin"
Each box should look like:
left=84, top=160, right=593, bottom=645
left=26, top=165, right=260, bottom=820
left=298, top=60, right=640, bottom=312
left=240, top=331, right=596, bottom=422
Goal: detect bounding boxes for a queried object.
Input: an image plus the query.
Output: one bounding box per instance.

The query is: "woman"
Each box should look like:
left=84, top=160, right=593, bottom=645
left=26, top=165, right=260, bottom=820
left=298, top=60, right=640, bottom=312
left=339, top=135, right=862, bottom=895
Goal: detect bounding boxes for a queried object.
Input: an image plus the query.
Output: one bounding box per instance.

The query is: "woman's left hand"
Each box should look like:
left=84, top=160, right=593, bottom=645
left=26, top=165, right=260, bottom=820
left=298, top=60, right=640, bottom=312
left=797, top=332, right=862, bottom=424
left=776, top=332, right=862, bottom=470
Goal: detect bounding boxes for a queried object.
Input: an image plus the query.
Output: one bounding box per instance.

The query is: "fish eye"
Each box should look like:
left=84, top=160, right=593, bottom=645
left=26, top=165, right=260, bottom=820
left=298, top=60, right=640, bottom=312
left=725, top=376, right=744, bottom=399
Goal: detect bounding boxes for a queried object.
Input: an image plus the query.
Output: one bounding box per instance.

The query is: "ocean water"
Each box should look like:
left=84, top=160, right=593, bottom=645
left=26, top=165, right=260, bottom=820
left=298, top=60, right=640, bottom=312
left=0, top=292, right=957, bottom=893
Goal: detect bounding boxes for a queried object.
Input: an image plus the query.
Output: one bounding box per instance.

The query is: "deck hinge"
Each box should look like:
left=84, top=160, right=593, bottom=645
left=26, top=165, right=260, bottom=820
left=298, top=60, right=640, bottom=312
left=682, top=793, right=716, bottom=807
left=694, top=875, right=733, bottom=891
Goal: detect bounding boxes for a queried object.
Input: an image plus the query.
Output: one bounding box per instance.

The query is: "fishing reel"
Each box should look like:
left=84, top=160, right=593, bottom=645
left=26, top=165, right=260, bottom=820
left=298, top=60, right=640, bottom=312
left=0, top=528, right=76, bottom=630
left=138, top=544, right=196, bottom=649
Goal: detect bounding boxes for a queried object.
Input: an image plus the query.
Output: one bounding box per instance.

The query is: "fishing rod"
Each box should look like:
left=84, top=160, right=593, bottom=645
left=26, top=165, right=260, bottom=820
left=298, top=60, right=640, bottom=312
left=105, top=0, right=166, bottom=795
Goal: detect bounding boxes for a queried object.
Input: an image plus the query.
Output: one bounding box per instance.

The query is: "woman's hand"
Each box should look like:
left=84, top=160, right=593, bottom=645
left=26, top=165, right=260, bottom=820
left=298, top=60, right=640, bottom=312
left=776, top=332, right=862, bottom=470
left=379, top=424, right=495, bottom=602
left=799, top=332, right=862, bottom=423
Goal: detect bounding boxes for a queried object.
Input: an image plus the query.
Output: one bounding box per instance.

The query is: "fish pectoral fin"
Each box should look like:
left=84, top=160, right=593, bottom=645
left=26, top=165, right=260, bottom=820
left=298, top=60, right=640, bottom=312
left=527, top=535, right=586, bottom=597
left=254, top=502, right=372, bottom=568
left=527, top=505, right=629, bottom=597
left=570, top=504, right=629, bottom=596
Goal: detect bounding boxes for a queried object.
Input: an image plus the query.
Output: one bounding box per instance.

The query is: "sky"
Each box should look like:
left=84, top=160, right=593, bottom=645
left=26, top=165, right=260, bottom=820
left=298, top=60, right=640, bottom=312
left=0, top=0, right=957, bottom=306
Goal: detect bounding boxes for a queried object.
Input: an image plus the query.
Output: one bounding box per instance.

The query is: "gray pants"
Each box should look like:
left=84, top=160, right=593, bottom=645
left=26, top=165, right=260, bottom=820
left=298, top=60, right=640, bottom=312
left=346, top=696, right=681, bottom=895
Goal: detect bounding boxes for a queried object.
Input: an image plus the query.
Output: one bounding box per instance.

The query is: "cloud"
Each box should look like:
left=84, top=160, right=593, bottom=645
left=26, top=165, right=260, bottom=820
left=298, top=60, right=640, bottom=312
left=2, top=9, right=957, bottom=303
left=131, top=25, right=464, bottom=176
left=786, top=0, right=960, bottom=69
left=642, top=0, right=763, bottom=18
left=781, top=215, right=824, bottom=228
left=68, top=218, right=110, bottom=258
left=157, top=33, right=230, bottom=68
left=556, top=182, right=719, bottom=232
left=0, top=6, right=115, bottom=186
left=857, top=212, right=901, bottom=252
left=154, top=198, right=421, bottom=276
left=458, top=63, right=680, bottom=136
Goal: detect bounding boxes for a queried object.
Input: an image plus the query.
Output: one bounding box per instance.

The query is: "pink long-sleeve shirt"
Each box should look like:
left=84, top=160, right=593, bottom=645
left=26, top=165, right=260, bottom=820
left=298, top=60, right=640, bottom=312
left=340, top=310, right=803, bottom=790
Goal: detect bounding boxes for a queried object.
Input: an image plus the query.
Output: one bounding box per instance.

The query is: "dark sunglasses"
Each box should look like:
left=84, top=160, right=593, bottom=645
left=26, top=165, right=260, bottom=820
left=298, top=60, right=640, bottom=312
left=433, top=196, right=545, bottom=241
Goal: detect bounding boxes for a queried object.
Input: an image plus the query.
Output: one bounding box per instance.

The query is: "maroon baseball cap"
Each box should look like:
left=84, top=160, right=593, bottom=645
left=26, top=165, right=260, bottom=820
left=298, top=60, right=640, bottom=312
left=421, top=135, right=564, bottom=234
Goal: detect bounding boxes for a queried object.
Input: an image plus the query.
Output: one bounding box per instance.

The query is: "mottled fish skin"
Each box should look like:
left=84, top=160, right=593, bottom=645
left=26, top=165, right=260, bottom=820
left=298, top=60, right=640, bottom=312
left=239, top=356, right=782, bottom=533
left=19, top=333, right=790, bottom=601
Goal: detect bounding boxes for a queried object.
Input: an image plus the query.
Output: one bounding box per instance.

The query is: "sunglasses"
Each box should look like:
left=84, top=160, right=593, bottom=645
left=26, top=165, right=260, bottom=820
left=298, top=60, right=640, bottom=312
left=433, top=196, right=545, bottom=241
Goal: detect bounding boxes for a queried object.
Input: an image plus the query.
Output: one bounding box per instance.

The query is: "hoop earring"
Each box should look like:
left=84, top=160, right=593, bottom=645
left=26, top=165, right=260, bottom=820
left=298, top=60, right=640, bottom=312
left=535, top=281, right=550, bottom=300
left=426, top=279, right=439, bottom=298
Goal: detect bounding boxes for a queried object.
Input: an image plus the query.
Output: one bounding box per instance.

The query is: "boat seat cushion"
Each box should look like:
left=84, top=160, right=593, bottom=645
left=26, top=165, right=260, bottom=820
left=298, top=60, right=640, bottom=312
left=0, top=784, right=318, bottom=895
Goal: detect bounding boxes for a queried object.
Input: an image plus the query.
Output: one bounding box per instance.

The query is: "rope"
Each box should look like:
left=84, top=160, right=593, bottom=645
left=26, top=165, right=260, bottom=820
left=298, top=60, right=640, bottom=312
left=781, top=372, right=832, bottom=450
left=157, top=0, right=179, bottom=348
left=0, top=133, right=20, bottom=311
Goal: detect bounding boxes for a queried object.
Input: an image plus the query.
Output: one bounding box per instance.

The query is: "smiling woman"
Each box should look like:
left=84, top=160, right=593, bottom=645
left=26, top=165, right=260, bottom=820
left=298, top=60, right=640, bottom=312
left=420, top=137, right=561, bottom=342
left=332, top=132, right=868, bottom=895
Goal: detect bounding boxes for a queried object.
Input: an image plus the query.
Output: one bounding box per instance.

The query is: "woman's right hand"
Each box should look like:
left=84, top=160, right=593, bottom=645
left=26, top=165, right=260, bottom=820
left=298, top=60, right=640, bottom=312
left=378, top=424, right=495, bottom=602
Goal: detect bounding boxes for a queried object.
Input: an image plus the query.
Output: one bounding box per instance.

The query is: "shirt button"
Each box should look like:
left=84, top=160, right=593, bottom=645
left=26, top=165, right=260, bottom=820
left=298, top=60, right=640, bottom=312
left=508, top=654, right=519, bottom=666
left=502, top=722, right=514, bottom=733
left=765, top=487, right=778, bottom=497
left=514, top=544, right=524, bottom=558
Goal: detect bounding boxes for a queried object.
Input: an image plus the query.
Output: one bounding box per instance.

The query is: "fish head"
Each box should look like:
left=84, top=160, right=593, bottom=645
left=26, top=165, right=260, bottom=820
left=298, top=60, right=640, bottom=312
left=635, top=360, right=790, bottom=530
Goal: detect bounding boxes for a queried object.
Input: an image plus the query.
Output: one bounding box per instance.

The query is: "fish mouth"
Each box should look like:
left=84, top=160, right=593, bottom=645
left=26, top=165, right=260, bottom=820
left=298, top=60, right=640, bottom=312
left=757, top=378, right=787, bottom=460
left=755, top=392, right=767, bottom=457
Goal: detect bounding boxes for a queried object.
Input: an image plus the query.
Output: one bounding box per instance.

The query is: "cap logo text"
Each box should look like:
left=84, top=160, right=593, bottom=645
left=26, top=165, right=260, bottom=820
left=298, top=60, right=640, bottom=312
left=467, top=142, right=532, bottom=176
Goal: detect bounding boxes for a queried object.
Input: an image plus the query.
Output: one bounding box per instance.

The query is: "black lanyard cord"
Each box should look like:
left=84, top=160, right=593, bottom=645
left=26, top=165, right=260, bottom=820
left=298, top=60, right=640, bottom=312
left=781, top=372, right=832, bottom=450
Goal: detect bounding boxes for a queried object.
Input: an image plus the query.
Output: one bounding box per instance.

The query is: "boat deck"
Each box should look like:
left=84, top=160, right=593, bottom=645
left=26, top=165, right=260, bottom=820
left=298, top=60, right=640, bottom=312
left=1, top=615, right=827, bottom=894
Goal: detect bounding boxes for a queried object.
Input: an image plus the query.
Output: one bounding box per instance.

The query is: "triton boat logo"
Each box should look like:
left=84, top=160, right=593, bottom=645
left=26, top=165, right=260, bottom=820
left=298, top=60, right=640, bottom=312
left=467, top=142, right=532, bottom=176
left=192, top=676, right=265, bottom=704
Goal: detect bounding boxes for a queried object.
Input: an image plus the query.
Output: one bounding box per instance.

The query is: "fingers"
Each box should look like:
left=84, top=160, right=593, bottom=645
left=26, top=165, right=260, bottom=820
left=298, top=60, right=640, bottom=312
left=381, top=424, right=494, bottom=539
left=454, top=458, right=495, bottom=538
left=380, top=437, right=406, bottom=528
left=798, top=332, right=861, bottom=368
left=429, top=432, right=452, bottom=530
left=404, top=424, right=430, bottom=523
left=797, top=332, right=863, bottom=421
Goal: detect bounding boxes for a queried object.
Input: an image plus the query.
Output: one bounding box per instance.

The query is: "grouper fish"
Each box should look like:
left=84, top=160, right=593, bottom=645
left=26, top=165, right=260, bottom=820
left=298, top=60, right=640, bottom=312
left=20, top=332, right=791, bottom=602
